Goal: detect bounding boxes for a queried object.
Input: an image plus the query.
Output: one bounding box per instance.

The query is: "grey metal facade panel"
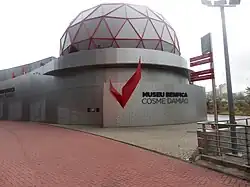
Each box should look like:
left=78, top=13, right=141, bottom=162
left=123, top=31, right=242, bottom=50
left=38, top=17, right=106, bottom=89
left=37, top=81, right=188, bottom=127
left=0, top=74, right=58, bottom=98
left=0, top=102, right=8, bottom=120
left=101, top=67, right=187, bottom=84
left=0, top=102, right=3, bottom=118
left=0, top=56, right=205, bottom=127
left=54, top=86, right=103, bottom=125
left=59, top=48, right=187, bottom=68
left=29, top=99, right=46, bottom=122
left=8, top=100, right=22, bottom=120
left=0, top=72, right=105, bottom=126
left=2, top=67, right=186, bottom=97
left=103, top=83, right=207, bottom=127
left=36, top=48, right=188, bottom=75
left=0, top=48, right=187, bottom=82
left=30, top=58, right=58, bottom=75
left=0, top=57, right=56, bottom=82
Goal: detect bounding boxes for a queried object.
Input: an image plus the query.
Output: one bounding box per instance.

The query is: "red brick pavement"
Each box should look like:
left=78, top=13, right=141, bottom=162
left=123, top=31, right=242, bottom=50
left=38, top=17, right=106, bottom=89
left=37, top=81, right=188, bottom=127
left=0, top=121, right=249, bottom=187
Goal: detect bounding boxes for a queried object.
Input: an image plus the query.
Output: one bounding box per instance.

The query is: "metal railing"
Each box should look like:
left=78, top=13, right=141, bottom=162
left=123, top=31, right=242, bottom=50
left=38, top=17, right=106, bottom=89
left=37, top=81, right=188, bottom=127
left=197, top=118, right=250, bottom=167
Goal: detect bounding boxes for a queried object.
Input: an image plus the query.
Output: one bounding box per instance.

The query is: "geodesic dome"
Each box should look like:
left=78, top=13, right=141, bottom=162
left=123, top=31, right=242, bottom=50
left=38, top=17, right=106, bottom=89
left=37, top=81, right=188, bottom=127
left=60, top=3, right=180, bottom=56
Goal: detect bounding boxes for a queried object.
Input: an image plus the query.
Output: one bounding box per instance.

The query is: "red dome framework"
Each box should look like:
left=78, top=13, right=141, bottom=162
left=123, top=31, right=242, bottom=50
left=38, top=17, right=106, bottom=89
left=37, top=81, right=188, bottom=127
left=60, top=3, right=181, bottom=56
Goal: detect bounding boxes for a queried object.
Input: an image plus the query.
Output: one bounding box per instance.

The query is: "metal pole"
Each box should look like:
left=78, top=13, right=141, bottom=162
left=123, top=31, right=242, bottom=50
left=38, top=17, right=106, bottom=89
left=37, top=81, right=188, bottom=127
left=210, top=55, right=220, bottom=155
left=212, top=74, right=221, bottom=154
left=220, top=6, right=237, bottom=154
left=211, top=81, right=218, bottom=123
left=210, top=54, right=218, bottom=124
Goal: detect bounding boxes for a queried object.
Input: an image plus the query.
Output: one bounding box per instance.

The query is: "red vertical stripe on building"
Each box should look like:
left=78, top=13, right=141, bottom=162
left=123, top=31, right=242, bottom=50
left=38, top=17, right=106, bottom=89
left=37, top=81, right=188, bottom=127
left=12, top=72, right=15, bottom=79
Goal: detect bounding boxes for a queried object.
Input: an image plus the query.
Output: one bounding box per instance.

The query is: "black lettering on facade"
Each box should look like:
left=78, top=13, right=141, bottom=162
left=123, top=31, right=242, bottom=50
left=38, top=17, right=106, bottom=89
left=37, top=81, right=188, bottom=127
left=166, top=98, right=189, bottom=104
left=141, top=91, right=188, bottom=104
left=165, top=92, right=188, bottom=97
left=143, top=92, right=188, bottom=98
left=141, top=98, right=166, bottom=104
left=142, top=92, right=165, bottom=97
left=0, top=87, right=15, bottom=98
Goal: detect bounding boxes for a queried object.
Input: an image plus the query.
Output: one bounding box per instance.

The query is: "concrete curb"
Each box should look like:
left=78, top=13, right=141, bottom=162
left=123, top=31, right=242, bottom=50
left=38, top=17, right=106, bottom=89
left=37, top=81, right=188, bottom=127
left=44, top=123, right=249, bottom=181
left=195, top=160, right=250, bottom=182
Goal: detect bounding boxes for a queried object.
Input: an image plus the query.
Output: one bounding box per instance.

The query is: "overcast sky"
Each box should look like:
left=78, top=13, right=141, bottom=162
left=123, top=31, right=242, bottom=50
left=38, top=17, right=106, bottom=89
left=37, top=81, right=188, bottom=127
left=0, top=0, right=249, bottom=92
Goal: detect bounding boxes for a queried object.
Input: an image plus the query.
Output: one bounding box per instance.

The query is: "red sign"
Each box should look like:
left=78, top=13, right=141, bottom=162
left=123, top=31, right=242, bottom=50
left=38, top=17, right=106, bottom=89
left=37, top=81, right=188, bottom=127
left=190, top=58, right=212, bottom=67
left=190, top=52, right=212, bottom=62
left=190, top=68, right=214, bottom=77
left=191, top=74, right=214, bottom=82
left=190, top=52, right=214, bottom=83
left=109, top=57, right=142, bottom=108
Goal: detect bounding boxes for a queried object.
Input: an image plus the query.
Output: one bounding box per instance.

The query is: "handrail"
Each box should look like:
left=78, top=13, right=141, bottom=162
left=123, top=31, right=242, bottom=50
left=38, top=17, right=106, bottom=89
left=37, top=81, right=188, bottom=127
left=197, top=119, right=250, bottom=166
left=197, top=117, right=250, bottom=124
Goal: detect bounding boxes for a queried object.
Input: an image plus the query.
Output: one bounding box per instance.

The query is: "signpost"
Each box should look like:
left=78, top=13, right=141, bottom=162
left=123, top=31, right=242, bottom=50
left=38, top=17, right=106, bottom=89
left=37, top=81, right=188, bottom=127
left=190, top=33, right=220, bottom=155
left=190, top=33, right=218, bottom=124
left=202, top=33, right=218, bottom=124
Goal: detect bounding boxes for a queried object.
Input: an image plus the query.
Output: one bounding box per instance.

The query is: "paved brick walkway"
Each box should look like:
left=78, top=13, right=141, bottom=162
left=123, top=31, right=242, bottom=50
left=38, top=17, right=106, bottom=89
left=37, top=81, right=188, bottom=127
left=0, top=122, right=248, bottom=187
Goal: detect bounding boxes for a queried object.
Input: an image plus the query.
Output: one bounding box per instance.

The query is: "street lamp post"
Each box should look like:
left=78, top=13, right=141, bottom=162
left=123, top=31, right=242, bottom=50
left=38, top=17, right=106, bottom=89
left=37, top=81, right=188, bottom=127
left=220, top=5, right=237, bottom=154
left=201, top=0, right=241, bottom=154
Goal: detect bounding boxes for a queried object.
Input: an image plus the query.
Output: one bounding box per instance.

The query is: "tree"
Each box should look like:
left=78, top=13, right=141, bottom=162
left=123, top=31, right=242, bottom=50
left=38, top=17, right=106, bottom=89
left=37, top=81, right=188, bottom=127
left=206, top=87, right=250, bottom=115
left=245, top=87, right=250, bottom=97
left=245, top=87, right=250, bottom=104
left=234, top=92, right=245, bottom=101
